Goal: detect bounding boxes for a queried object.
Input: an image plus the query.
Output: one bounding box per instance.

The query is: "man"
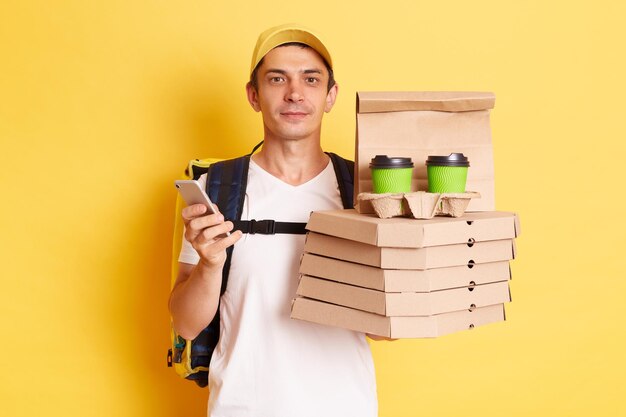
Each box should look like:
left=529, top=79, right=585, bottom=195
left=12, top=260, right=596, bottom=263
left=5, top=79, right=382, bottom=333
left=169, top=24, right=378, bottom=416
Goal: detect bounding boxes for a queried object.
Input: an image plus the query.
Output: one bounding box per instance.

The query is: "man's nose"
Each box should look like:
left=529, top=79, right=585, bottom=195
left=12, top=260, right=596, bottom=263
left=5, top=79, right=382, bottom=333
left=285, top=80, right=304, bottom=102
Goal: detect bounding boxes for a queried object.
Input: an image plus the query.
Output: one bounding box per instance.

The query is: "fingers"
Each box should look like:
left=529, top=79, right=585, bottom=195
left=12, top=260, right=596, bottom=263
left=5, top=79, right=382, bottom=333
left=194, top=221, right=235, bottom=246
left=181, top=204, right=208, bottom=222
left=196, top=228, right=244, bottom=267
left=180, top=202, right=244, bottom=266
left=187, top=218, right=241, bottom=249
left=205, top=229, right=243, bottom=253
left=188, top=212, right=225, bottom=234
left=183, top=207, right=224, bottom=243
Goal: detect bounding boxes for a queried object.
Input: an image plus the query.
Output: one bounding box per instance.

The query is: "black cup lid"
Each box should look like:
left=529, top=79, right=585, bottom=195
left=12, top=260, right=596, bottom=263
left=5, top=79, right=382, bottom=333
left=369, top=155, right=414, bottom=169
left=426, top=153, right=470, bottom=167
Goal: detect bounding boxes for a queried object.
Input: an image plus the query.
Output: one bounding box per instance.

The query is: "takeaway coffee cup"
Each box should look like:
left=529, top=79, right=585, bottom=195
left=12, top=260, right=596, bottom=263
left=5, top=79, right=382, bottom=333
left=369, top=155, right=414, bottom=193
left=426, top=153, right=470, bottom=193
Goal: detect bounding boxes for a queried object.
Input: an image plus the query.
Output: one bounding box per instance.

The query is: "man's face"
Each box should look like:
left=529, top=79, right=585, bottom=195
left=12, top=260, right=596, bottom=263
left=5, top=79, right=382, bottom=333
left=246, top=45, right=338, bottom=142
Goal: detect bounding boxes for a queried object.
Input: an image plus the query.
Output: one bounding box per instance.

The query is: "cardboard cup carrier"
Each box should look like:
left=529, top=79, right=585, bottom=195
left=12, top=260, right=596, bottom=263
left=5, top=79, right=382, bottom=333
left=355, top=91, right=496, bottom=213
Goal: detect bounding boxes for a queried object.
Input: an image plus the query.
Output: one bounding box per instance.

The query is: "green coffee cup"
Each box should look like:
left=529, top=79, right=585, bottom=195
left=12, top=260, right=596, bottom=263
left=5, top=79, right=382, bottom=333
left=426, top=153, right=470, bottom=193
left=370, top=155, right=414, bottom=193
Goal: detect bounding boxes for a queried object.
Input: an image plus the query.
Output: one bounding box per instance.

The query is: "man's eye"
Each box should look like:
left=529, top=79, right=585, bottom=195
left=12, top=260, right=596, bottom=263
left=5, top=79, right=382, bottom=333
left=270, top=77, right=284, bottom=83
left=306, top=77, right=320, bottom=84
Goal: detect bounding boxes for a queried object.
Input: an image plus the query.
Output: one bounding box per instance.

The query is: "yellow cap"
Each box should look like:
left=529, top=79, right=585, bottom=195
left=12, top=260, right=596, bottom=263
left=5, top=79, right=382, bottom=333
left=250, top=23, right=333, bottom=76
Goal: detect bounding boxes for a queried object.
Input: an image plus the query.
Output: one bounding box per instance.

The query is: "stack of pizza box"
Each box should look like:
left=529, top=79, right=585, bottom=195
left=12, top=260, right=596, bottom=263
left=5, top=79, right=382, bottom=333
left=290, top=209, right=519, bottom=338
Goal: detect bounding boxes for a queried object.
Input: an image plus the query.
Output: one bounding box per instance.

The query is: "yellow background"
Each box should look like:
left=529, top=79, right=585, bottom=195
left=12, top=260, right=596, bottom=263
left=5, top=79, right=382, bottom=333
left=1, top=0, right=624, bottom=416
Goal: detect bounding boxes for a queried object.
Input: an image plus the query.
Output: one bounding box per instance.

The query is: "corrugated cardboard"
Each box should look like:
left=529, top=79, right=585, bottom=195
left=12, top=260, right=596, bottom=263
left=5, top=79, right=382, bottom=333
left=306, top=209, right=519, bottom=248
left=355, top=91, right=496, bottom=213
left=300, top=253, right=512, bottom=292
left=291, top=297, right=506, bottom=338
left=297, top=276, right=511, bottom=316
left=304, top=232, right=516, bottom=270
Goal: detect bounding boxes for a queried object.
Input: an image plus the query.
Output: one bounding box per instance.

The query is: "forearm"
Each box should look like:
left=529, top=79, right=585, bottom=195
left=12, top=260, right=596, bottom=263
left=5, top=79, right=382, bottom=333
left=169, top=262, right=223, bottom=340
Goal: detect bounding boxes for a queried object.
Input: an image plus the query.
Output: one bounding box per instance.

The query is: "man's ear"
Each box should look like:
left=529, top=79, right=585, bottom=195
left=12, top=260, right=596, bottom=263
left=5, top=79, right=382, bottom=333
left=246, top=82, right=261, bottom=112
left=324, top=83, right=339, bottom=113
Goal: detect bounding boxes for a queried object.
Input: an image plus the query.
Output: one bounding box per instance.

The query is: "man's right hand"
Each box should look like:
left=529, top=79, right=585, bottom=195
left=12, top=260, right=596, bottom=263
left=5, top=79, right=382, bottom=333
left=182, top=204, right=243, bottom=269
left=170, top=204, right=243, bottom=340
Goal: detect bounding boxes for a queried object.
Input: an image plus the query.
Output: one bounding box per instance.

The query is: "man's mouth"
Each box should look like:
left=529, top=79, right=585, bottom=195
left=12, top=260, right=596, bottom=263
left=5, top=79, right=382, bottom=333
left=281, top=111, right=308, bottom=116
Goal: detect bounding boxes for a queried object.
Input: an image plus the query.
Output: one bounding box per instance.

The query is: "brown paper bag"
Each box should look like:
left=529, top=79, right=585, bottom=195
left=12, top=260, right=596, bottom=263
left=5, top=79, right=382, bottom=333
left=355, top=91, right=496, bottom=213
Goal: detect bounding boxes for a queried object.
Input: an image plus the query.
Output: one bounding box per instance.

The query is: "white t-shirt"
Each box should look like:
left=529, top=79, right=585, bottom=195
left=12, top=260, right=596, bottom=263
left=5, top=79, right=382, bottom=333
left=179, top=159, right=378, bottom=417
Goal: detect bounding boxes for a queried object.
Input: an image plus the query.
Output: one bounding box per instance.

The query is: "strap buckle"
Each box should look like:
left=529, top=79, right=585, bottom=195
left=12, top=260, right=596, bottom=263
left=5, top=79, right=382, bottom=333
left=249, top=219, right=276, bottom=235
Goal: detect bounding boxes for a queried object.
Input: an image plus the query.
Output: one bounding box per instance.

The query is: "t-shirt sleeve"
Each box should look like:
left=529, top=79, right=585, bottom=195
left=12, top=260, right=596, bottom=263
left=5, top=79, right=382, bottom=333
left=178, top=228, right=200, bottom=265
left=177, top=173, right=207, bottom=265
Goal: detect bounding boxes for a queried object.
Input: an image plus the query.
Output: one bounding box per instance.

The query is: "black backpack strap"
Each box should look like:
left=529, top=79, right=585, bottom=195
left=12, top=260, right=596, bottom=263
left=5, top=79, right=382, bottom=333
left=232, top=219, right=307, bottom=235
left=185, top=144, right=260, bottom=388
left=205, top=141, right=261, bottom=220
left=205, top=163, right=252, bottom=294
left=326, top=152, right=355, bottom=209
left=207, top=157, right=250, bottom=223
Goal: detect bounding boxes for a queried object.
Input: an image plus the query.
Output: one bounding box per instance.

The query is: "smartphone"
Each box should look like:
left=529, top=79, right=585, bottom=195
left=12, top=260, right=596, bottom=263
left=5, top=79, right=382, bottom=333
left=174, top=180, right=230, bottom=236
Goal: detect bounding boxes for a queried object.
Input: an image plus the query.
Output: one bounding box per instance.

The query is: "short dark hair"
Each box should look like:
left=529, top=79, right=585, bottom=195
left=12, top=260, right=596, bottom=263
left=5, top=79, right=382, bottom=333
left=249, top=42, right=336, bottom=92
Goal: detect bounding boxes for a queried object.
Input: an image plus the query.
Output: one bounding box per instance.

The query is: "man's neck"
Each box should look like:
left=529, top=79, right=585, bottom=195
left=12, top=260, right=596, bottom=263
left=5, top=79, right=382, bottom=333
left=251, top=138, right=329, bottom=186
